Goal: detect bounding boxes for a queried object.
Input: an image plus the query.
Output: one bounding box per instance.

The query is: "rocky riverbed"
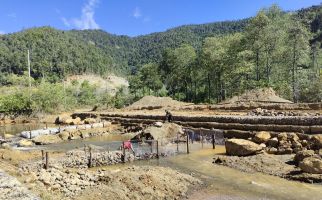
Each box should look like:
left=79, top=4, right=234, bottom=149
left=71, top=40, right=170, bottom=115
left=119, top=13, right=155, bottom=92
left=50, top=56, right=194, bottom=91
left=18, top=164, right=201, bottom=200
left=0, top=169, right=39, bottom=200
left=214, top=131, right=322, bottom=183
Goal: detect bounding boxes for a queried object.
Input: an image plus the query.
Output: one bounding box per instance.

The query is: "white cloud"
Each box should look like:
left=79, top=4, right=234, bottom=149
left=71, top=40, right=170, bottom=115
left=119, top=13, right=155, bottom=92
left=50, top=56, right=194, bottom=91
left=61, top=0, right=100, bottom=30
left=7, top=13, right=16, bottom=18
left=133, top=7, right=142, bottom=19
left=0, top=31, right=5, bottom=35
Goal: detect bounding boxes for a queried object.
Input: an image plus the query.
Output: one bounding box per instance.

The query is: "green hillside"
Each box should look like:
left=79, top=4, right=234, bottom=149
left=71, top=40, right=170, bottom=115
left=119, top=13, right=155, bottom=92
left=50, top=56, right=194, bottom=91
left=0, top=19, right=248, bottom=82
left=0, top=4, right=321, bottom=115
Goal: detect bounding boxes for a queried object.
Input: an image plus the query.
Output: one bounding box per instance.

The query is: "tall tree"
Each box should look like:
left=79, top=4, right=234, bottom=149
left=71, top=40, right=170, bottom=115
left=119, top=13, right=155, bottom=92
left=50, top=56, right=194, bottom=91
left=286, top=17, right=310, bottom=102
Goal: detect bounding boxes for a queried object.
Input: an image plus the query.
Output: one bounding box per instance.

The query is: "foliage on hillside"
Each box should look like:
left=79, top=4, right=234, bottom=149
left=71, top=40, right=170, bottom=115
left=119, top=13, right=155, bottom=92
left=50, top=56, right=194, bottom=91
left=0, top=79, right=132, bottom=115
left=130, top=5, right=322, bottom=103
left=0, top=4, right=322, bottom=116
left=0, top=27, right=122, bottom=83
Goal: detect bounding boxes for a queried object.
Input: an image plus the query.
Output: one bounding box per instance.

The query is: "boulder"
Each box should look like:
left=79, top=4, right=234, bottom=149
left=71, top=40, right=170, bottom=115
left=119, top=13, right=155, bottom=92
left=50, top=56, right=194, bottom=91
left=225, top=139, right=263, bottom=156
left=294, top=150, right=316, bottom=164
left=69, top=131, right=81, bottom=140
left=141, top=123, right=184, bottom=141
left=253, top=131, right=271, bottom=144
left=288, top=133, right=299, bottom=142
left=277, top=132, right=288, bottom=141
left=32, top=135, right=62, bottom=145
left=154, top=122, right=163, bottom=127
left=64, top=118, right=74, bottom=125
left=267, top=137, right=278, bottom=147
left=103, top=121, right=112, bottom=127
left=18, top=139, right=34, bottom=147
left=1, top=143, right=11, bottom=149
left=58, top=131, right=70, bottom=141
left=310, top=134, right=322, bottom=150
left=299, top=157, right=322, bottom=174
left=291, top=141, right=302, bottom=149
left=81, top=132, right=90, bottom=139
left=301, top=140, right=309, bottom=147
left=277, top=147, right=293, bottom=154
left=318, top=149, right=322, bottom=157
left=55, top=114, right=72, bottom=124
left=4, top=134, right=14, bottom=139
left=267, top=147, right=278, bottom=154
left=84, top=118, right=96, bottom=124
left=70, top=117, right=82, bottom=125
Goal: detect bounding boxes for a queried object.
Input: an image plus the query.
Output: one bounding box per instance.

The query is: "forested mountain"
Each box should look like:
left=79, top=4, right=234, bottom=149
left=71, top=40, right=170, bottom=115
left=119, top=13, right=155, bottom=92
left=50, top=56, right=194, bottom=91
left=129, top=4, right=322, bottom=103
left=0, top=18, right=248, bottom=81
left=0, top=4, right=321, bottom=105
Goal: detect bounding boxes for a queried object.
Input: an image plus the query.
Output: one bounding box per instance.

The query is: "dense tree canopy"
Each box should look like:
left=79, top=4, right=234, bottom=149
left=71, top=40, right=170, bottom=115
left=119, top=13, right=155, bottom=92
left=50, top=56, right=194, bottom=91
left=0, top=4, right=321, bottom=108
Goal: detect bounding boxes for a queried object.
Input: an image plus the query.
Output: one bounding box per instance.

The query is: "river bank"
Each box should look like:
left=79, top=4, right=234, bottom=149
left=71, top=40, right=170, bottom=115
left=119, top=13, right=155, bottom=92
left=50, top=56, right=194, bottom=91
left=0, top=147, right=201, bottom=200
left=213, top=153, right=322, bottom=183
left=1, top=145, right=322, bottom=200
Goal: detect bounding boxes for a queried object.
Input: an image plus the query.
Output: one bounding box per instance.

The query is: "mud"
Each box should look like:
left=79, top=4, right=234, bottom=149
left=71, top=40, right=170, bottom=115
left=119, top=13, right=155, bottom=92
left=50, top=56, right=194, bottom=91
left=213, top=153, right=322, bottom=183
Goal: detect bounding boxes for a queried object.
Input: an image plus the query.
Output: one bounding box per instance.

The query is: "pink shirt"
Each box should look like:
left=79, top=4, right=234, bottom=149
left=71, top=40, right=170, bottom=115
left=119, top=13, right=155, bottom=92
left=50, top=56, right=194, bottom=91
left=124, top=141, right=132, bottom=149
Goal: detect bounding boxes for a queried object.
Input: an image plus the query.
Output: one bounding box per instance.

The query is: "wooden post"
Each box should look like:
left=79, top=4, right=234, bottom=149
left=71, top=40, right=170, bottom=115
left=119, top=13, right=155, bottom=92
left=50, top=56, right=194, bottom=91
left=156, top=140, right=159, bottom=159
left=41, top=150, right=45, bottom=160
left=176, top=132, right=179, bottom=153
left=186, top=134, right=190, bottom=154
left=29, top=126, right=32, bottom=139
left=122, top=142, right=126, bottom=163
left=45, top=152, right=49, bottom=169
left=150, top=140, right=153, bottom=153
left=212, top=134, right=215, bottom=149
left=45, top=123, right=48, bottom=129
left=201, top=134, right=204, bottom=148
left=88, top=147, right=92, bottom=168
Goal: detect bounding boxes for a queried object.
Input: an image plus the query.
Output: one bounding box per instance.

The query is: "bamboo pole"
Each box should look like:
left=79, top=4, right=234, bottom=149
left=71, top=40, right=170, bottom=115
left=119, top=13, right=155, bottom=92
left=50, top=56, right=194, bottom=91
left=186, top=134, right=189, bottom=154
left=45, top=152, right=49, bottom=169
left=156, top=140, right=159, bottom=159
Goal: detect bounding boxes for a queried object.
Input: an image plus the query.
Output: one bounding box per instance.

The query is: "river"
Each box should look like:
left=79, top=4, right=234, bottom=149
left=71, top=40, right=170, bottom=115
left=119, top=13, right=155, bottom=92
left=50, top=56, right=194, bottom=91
left=2, top=123, right=322, bottom=200
left=129, top=147, right=322, bottom=200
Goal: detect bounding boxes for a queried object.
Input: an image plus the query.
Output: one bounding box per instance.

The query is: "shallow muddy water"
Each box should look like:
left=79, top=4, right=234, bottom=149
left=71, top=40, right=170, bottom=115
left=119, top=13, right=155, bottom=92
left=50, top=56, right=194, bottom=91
left=0, top=123, right=51, bottom=136
left=107, top=146, right=322, bottom=200
left=2, top=124, right=322, bottom=199
left=43, top=134, right=133, bottom=151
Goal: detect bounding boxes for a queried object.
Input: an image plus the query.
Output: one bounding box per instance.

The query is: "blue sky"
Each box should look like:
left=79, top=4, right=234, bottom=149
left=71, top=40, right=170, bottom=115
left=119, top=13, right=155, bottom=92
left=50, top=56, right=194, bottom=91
left=0, top=0, right=321, bottom=36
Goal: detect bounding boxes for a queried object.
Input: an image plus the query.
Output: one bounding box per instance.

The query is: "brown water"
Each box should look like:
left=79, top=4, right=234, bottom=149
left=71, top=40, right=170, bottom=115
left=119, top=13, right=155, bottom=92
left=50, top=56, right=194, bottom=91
left=129, top=146, right=322, bottom=200
left=2, top=124, right=322, bottom=199
left=43, top=134, right=133, bottom=151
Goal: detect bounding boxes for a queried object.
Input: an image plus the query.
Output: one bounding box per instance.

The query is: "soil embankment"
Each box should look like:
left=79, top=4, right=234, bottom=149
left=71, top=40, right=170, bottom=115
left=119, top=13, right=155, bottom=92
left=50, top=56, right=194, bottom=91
left=213, top=153, right=322, bottom=183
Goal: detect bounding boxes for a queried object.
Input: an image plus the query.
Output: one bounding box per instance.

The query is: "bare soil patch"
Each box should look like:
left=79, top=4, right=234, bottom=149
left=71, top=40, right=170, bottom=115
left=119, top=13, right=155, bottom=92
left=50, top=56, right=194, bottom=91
left=221, top=87, right=292, bottom=104
left=126, top=96, right=192, bottom=110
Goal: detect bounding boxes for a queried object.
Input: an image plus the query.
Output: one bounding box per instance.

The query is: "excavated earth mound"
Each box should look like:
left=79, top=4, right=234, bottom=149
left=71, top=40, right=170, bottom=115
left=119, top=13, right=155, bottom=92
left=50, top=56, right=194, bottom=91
left=220, top=88, right=293, bottom=104
left=126, top=96, right=192, bottom=110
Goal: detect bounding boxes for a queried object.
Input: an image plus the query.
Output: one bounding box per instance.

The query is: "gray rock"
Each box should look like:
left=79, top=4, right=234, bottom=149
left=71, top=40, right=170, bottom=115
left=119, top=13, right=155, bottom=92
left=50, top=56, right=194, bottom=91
left=225, top=139, right=262, bottom=156
left=299, top=157, right=322, bottom=174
